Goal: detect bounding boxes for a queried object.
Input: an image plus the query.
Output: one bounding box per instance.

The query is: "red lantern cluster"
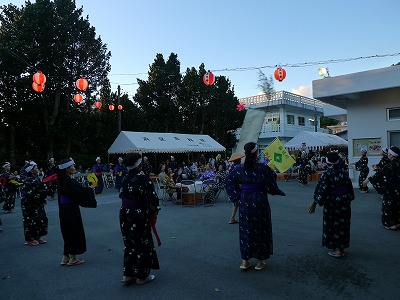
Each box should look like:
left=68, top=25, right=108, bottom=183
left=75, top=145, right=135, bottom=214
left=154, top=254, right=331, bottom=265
left=274, top=67, right=286, bottom=82
left=236, top=103, right=246, bottom=111
left=94, top=101, right=102, bottom=109
left=73, top=94, right=83, bottom=103
left=32, top=71, right=46, bottom=92
left=203, top=70, right=215, bottom=86
left=76, top=78, right=88, bottom=91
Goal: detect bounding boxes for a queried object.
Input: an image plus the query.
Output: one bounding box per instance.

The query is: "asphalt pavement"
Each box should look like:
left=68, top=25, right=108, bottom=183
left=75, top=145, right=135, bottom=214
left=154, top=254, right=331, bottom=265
left=0, top=179, right=399, bottom=300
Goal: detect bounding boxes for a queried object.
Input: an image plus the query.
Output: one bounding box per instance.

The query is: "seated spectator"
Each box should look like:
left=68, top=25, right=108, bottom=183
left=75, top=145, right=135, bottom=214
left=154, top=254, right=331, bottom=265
left=198, top=163, right=216, bottom=203
left=158, top=164, right=166, bottom=181
left=164, top=168, right=181, bottom=201
left=177, top=161, right=189, bottom=177
left=189, top=161, right=198, bottom=177
left=177, top=168, right=194, bottom=182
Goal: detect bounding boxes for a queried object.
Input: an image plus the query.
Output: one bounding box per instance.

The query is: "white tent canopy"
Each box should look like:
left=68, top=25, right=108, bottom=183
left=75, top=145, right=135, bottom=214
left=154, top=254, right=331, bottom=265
left=108, top=131, right=226, bottom=154
left=284, top=131, right=348, bottom=150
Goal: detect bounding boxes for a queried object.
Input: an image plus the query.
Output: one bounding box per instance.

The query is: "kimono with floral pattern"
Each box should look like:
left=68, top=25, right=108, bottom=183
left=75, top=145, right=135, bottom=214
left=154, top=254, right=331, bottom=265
left=225, top=163, right=285, bottom=260
left=355, top=155, right=369, bottom=191
left=119, top=170, right=160, bottom=279
left=368, top=158, right=400, bottom=227
left=314, top=164, right=355, bottom=250
left=21, top=176, right=48, bottom=241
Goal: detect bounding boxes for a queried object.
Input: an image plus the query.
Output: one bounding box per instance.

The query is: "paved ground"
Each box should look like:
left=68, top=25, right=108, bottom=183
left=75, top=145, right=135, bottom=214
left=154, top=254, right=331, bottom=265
left=0, top=179, right=399, bottom=300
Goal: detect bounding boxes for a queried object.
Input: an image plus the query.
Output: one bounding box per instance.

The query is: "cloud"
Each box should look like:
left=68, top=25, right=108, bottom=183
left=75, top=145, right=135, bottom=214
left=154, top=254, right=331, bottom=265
left=292, top=86, right=312, bottom=97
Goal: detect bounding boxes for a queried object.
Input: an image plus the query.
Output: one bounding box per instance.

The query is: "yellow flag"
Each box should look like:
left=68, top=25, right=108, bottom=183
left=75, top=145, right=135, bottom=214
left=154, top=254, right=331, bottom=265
left=263, top=138, right=295, bottom=173
left=87, top=173, right=98, bottom=186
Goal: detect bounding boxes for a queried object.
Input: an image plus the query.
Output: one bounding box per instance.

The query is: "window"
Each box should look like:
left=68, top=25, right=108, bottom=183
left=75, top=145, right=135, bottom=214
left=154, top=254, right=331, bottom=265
left=387, top=108, right=400, bottom=121
left=287, top=115, right=294, bottom=125
left=298, top=116, right=305, bottom=126
left=265, top=113, right=280, bottom=124
left=389, top=131, right=400, bottom=147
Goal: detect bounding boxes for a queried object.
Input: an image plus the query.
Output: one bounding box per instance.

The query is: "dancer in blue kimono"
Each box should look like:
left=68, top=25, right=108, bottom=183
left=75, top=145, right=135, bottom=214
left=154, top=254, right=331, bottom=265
left=93, top=157, right=107, bottom=195
left=309, top=151, right=355, bottom=258
left=114, top=157, right=128, bottom=190
left=225, top=142, right=285, bottom=271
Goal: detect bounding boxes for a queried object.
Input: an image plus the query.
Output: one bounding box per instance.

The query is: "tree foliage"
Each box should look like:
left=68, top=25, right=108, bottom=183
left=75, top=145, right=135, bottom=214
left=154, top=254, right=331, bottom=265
left=0, top=0, right=111, bottom=167
left=134, top=55, right=244, bottom=149
left=0, top=1, right=244, bottom=169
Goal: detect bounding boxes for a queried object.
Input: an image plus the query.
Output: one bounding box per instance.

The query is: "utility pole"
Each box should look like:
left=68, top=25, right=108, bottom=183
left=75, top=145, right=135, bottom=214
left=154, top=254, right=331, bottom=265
left=314, top=100, right=318, bottom=132
left=117, top=85, right=121, bottom=132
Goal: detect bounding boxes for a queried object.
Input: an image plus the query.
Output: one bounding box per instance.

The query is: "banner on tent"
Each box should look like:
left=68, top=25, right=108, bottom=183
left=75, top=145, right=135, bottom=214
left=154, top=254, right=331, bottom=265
left=263, top=138, right=296, bottom=173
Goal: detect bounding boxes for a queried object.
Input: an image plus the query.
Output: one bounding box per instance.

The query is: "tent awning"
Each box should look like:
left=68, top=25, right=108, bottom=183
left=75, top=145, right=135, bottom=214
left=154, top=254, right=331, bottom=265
left=284, top=131, right=348, bottom=150
left=108, top=131, right=226, bottom=154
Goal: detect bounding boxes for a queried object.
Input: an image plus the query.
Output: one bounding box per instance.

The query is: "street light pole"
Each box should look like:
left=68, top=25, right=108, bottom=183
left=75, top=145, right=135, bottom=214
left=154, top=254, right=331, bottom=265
left=117, top=85, right=121, bottom=132
left=314, top=99, right=317, bottom=132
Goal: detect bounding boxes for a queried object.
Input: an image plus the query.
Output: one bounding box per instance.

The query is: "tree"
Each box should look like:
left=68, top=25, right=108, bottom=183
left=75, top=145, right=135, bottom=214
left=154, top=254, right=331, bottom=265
left=257, top=69, right=275, bottom=99
left=134, top=53, right=181, bottom=133
left=0, top=0, right=111, bottom=166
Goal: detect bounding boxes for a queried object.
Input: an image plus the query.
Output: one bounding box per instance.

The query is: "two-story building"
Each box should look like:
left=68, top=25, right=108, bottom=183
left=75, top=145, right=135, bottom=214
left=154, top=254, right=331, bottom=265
left=312, top=65, right=400, bottom=170
left=236, top=91, right=327, bottom=151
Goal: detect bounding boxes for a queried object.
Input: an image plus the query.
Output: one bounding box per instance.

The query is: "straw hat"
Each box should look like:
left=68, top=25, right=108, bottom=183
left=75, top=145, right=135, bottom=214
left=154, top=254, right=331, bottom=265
left=228, top=153, right=244, bottom=162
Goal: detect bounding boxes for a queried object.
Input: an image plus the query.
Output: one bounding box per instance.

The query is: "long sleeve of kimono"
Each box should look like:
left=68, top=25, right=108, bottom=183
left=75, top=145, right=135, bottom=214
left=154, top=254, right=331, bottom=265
left=63, top=176, right=97, bottom=208
left=225, top=168, right=239, bottom=203
left=313, top=172, right=329, bottom=206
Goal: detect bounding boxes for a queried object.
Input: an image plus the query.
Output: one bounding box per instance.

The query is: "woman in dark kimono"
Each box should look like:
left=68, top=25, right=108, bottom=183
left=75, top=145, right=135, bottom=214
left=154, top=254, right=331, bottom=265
left=1, top=162, right=17, bottom=212
left=21, top=162, right=48, bottom=246
left=364, top=146, right=400, bottom=230
left=355, top=147, right=369, bottom=193
left=297, top=151, right=310, bottom=186
left=114, top=157, right=128, bottom=190
left=57, top=158, right=97, bottom=266
left=119, top=153, right=160, bottom=285
left=309, top=151, right=355, bottom=258
left=225, top=142, right=285, bottom=271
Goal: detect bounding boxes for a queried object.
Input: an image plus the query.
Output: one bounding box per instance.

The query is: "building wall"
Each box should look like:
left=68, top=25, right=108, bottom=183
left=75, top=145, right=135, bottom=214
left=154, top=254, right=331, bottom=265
left=348, top=89, right=400, bottom=166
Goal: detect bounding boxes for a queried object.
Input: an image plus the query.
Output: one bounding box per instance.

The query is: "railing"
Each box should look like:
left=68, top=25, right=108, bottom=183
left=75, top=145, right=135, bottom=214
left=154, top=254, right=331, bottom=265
left=235, top=124, right=329, bottom=139
left=239, top=91, right=324, bottom=112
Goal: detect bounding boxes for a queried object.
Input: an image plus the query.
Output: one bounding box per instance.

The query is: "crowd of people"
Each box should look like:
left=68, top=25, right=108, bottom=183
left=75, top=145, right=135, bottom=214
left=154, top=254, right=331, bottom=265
left=1, top=143, right=399, bottom=286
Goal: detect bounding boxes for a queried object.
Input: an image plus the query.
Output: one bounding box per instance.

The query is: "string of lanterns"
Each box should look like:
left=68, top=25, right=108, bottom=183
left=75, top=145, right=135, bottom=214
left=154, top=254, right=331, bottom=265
left=31, top=71, right=122, bottom=111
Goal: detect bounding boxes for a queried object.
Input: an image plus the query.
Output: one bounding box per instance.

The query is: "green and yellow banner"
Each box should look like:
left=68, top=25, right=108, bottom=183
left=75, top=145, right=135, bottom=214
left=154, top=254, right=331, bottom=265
left=263, top=138, right=295, bottom=173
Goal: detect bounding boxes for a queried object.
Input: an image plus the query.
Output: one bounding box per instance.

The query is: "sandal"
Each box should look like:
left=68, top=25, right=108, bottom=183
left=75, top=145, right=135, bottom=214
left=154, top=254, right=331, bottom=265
left=229, top=220, right=239, bottom=224
left=67, top=259, right=85, bottom=266
left=38, top=239, right=47, bottom=244
left=328, top=251, right=345, bottom=258
left=25, top=240, right=39, bottom=246
left=239, top=262, right=251, bottom=270
left=136, top=274, right=155, bottom=285
left=121, top=277, right=136, bottom=285
left=255, top=262, right=266, bottom=270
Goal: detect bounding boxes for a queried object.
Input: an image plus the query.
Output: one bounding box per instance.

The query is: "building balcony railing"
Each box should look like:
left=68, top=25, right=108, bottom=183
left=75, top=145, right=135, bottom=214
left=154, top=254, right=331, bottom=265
left=239, top=91, right=324, bottom=113
left=235, top=124, right=329, bottom=139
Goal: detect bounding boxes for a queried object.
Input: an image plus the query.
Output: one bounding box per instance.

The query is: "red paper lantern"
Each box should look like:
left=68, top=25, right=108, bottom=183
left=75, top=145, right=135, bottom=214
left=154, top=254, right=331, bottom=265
left=109, top=104, right=115, bottom=111
left=203, top=70, right=215, bottom=86
left=73, top=94, right=83, bottom=103
left=94, top=101, right=102, bottom=109
left=117, top=105, right=123, bottom=110
left=274, top=67, right=286, bottom=82
left=33, top=71, right=46, bottom=85
left=76, top=78, right=88, bottom=91
left=32, top=82, right=45, bottom=92
left=236, top=103, right=246, bottom=111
